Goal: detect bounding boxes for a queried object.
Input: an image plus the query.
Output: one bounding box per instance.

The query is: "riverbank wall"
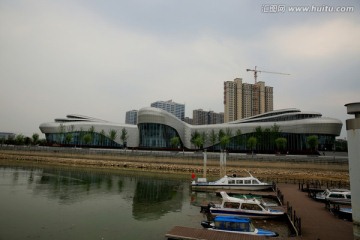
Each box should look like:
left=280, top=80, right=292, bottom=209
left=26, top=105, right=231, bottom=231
left=0, top=145, right=349, bottom=183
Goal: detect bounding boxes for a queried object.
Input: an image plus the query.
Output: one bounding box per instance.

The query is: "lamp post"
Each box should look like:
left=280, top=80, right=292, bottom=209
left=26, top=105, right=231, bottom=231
left=345, top=102, right=360, bottom=239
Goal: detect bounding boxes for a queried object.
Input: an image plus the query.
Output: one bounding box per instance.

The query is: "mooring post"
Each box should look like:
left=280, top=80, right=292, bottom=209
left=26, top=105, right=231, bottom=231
left=345, top=102, right=360, bottom=239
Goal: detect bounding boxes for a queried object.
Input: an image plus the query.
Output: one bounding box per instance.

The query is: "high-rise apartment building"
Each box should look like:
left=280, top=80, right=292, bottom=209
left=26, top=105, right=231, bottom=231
left=193, top=109, right=224, bottom=125
left=125, top=110, right=138, bottom=125
left=151, top=100, right=185, bottom=120
left=224, top=78, right=273, bottom=122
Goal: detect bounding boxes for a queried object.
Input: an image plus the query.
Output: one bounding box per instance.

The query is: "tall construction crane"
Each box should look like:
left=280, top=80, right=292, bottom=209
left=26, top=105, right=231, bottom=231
left=246, top=66, right=290, bottom=83
left=246, top=66, right=290, bottom=116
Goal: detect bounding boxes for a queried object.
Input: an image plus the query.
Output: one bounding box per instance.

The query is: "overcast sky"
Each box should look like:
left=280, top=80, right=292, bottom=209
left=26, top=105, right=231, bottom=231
left=1, top=0, right=359, bottom=139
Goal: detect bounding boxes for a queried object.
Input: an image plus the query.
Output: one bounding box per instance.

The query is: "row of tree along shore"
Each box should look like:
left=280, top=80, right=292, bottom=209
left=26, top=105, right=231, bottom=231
left=1, top=124, right=349, bottom=153
left=0, top=145, right=348, bottom=163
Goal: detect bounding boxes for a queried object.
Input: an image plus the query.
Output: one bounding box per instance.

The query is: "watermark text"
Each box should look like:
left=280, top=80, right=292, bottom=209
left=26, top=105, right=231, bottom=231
left=262, top=4, right=355, bottom=13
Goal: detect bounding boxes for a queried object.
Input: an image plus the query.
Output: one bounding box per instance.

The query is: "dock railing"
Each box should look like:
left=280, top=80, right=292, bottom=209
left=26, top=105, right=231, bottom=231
left=275, top=184, right=301, bottom=236
left=287, top=201, right=302, bottom=236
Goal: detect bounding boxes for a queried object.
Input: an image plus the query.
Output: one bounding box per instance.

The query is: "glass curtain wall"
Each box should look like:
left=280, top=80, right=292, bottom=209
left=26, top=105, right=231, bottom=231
left=45, top=132, right=121, bottom=148
left=138, top=123, right=179, bottom=148
left=206, top=133, right=334, bottom=154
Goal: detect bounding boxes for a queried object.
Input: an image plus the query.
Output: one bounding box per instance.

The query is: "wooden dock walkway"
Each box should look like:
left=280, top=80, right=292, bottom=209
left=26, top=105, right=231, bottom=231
left=166, top=183, right=354, bottom=240
left=166, top=226, right=273, bottom=240
left=277, top=183, right=353, bottom=240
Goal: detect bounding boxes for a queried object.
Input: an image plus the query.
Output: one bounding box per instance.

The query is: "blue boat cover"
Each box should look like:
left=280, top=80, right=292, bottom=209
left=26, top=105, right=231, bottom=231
left=214, top=216, right=251, bottom=223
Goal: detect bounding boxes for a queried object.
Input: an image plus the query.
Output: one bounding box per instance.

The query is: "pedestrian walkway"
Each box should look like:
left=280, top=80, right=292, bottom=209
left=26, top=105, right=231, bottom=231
left=277, top=183, right=353, bottom=240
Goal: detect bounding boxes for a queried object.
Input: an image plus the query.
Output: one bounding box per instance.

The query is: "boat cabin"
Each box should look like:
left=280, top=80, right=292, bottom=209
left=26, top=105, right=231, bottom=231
left=215, top=176, right=263, bottom=185
left=222, top=199, right=268, bottom=212
left=316, top=189, right=351, bottom=203
left=227, top=178, right=261, bottom=185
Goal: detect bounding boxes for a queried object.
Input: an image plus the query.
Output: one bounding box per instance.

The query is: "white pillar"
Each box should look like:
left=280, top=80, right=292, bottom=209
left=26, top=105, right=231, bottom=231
left=223, top=150, right=227, bottom=176
left=345, top=102, right=360, bottom=239
left=220, top=151, right=223, bottom=177
left=203, top=150, right=207, bottom=178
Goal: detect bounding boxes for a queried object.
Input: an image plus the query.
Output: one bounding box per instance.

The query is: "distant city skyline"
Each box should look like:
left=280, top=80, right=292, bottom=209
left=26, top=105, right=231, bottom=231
left=125, top=110, right=138, bottom=125
left=151, top=100, right=185, bottom=120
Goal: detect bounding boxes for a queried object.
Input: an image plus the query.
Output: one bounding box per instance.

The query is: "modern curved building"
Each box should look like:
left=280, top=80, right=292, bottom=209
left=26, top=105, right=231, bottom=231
left=40, top=107, right=342, bottom=153
left=39, top=114, right=139, bottom=148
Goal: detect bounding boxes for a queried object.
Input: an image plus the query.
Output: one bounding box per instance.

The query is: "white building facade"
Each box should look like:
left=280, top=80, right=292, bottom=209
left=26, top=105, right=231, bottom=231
left=40, top=108, right=342, bottom=153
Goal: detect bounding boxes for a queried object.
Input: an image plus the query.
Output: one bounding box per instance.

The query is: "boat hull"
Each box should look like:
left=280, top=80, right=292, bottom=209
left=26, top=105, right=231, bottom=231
left=210, top=208, right=284, bottom=219
left=201, top=217, right=278, bottom=237
left=206, top=228, right=278, bottom=237
left=191, top=184, right=273, bottom=191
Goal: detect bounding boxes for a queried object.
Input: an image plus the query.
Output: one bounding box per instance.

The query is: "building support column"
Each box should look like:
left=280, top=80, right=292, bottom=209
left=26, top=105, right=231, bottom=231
left=345, top=102, right=360, bottom=239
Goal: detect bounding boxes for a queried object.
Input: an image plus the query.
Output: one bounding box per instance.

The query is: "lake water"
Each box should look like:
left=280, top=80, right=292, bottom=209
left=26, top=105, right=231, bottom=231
left=0, top=163, right=290, bottom=239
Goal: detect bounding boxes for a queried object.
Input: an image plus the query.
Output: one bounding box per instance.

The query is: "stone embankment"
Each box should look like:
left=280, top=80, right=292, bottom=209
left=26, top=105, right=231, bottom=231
left=0, top=146, right=349, bottom=183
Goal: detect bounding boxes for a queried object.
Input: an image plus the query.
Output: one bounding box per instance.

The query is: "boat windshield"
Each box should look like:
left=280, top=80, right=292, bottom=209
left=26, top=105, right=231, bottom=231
left=260, top=202, right=269, bottom=210
left=248, top=222, right=256, bottom=232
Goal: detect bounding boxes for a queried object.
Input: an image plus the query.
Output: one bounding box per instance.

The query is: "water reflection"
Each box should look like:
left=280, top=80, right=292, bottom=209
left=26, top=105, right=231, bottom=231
left=16, top=167, right=184, bottom=218
left=133, top=179, right=183, bottom=220
left=31, top=169, right=120, bottom=205
left=0, top=164, right=290, bottom=239
left=0, top=165, right=202, bottom=240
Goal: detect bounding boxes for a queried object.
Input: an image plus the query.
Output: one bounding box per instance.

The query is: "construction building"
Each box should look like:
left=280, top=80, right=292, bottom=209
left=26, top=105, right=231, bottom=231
left=224, top=78, right=273, bottom=122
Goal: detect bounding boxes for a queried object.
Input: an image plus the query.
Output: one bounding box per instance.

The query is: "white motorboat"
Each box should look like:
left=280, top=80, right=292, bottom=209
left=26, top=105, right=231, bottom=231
left=315, top=189, right=351, bottom=204
left=207, top=191, right=285, bottom=219
left=191, top=171, right=273, bottom=191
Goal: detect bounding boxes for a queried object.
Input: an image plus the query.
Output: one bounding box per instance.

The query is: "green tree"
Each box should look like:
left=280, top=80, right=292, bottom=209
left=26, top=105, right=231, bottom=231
left=254, top=126, right=263, bottom=151
left=58, top=124, right=66, bottom=144
left=170, top=136, right=180, bottom=148
left=99, top=130, right=106, bottom=146
left=209, top=129, right=218, bottom=151
left=65, top=133, right=73, bottom=145
left=15, top=134, right=25, bottom=145
left=191, top=131, right=207, bottom=149
left=108, top=129, right=117, bottom=146
left=225, top=128, right=232, bottom=138
left=275, top=137, right=287, bottom=153
left=191, top=131, right=206, bottom=149
left=247, top=137, right=257, bottom=156
left=270, top=124, right=281, bottom=150
left=218, top=129, right=231, bottom=150
left=191, top=131, right=200, bottom=148
left=307, top=135, right=319, bottom=153
left=83, top=133, right=92, bottom=146
left=79, top=127, right=85, bottom=145
left=195, top=136, right=204, bottom=149
left=120, top=128, right=128, bottom=147
left=24, top=137, right=32, bottom=145
left=218, top=129, right=225, bottom=141
left=32, top=133, right=39, bottom=145
left=219, top=135, right=230, bottom=150
left=201, top=132, right=207, bottom=148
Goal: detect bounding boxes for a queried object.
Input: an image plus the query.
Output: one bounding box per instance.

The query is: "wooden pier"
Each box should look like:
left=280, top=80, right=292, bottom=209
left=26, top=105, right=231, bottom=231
left=166, top=226, right=270, bottom=240
left=166, top=183, right=354, bottom=240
